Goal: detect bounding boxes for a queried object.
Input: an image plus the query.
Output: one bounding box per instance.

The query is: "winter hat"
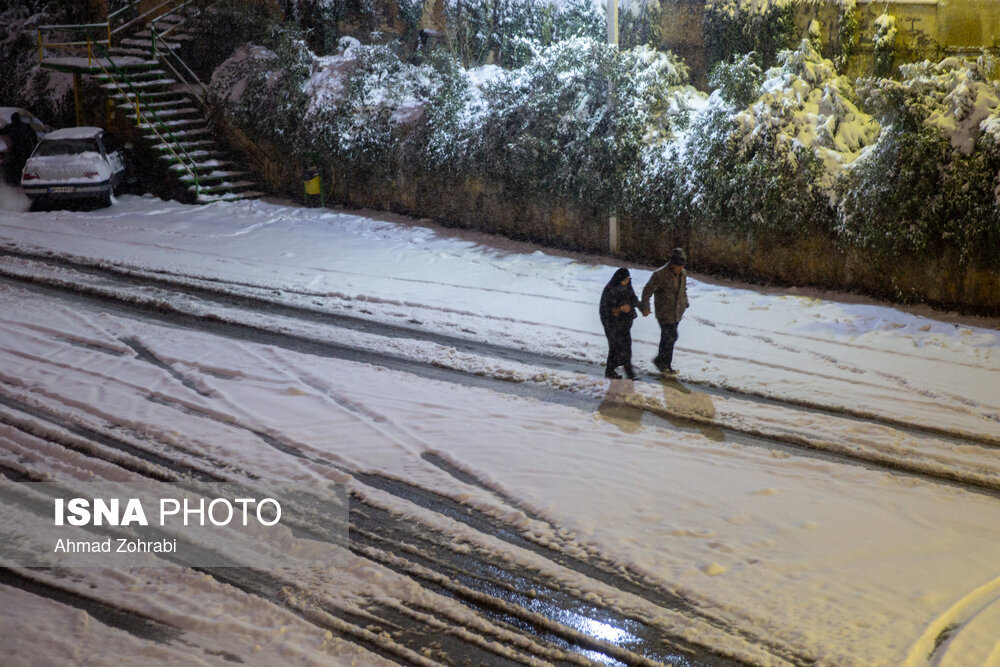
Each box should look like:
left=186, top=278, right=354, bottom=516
left=668, top=247, right=686, bottom=267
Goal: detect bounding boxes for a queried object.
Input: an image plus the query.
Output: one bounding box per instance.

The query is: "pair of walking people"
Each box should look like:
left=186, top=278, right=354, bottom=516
left=599, top=247, right=688, bottom=380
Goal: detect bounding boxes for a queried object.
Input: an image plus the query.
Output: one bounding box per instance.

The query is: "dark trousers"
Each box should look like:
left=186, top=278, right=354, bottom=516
left=654, top=321, right=679, bottom=370
left=604, top=326, right=634, bottom=376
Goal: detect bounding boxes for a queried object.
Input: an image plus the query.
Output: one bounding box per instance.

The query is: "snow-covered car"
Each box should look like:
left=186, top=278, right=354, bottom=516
left=21, top=126, right=128, bottom=208
left=0, top=106, right=50, bottom=180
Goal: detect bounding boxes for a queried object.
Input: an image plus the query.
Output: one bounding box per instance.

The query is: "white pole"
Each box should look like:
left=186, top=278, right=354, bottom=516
left=607, top=0, right=618, bottom=46
left=607, top=0, right=620, bottom=254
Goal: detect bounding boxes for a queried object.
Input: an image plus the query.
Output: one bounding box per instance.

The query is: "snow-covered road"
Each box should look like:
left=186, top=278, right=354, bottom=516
left=1, top=188, right=999, bottom=665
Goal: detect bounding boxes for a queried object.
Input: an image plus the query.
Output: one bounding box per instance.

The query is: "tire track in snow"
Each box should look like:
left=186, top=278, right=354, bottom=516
left=120, top=336, right=213, bottom=398
left=0, top=390, right=203, bottom=481
left=347, top=469, right=806, bottom=665
left=904, top=574, right=1000, bottom=667
left=694, top=316, right=1000, bottom=427
left=2, top=246, right=996, bottom=450
left=0, top=567, right=183, bottom=644
left=1, top=392, right=768, bottom=664
left=3, top=260, right=1000, bottom=499
left=0, top=460, right=533, bottom=664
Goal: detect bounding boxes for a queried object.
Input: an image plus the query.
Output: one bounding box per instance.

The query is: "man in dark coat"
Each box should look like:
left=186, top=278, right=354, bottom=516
left=640, top=247, right=689, bottom=375
left=599, top=267, right=639, bottom=380
left=1, top=112, right=38, bottom=185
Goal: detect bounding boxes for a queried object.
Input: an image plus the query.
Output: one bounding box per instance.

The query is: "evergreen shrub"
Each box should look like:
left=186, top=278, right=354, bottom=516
left=703, top=0, right=798, bottom=71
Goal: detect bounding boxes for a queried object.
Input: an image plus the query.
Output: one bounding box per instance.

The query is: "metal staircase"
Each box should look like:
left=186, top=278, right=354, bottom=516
left=36, top=2, right=265, bottom=204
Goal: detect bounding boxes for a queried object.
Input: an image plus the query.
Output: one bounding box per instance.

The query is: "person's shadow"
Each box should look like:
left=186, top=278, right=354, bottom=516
left=597, top=379, right=643, bottom=433
left=598, top=376, right=725, bottom=441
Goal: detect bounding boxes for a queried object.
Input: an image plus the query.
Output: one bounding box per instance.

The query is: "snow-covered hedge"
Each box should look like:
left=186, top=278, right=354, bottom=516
left=444, top=0, right=603, bottom=68
left=478, top=39, right=694, bottom=205
left=212, top=23, right=1000, bottom=273
left=703, top=0, right=798, bottom=70
left=839, top=55, right=1000, bottom=267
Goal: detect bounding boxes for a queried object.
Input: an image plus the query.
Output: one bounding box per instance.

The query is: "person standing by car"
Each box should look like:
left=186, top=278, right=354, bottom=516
left=0, top=112, right=38, bottom=184
left=599, top=267, right=640, bottom=380
left=640, top=247, right=689, bottom=375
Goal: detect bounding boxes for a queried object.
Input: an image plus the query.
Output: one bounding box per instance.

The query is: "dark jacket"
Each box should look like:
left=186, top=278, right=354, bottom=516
left=640, top=264, right=688, bottom=324
left=1, top=115, right=37, bottom=165
left=600, top=267, right=639, bottom=333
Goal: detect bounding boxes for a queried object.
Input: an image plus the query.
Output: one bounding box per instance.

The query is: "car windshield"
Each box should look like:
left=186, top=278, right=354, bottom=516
left=34, top=138, right=101, bottom=157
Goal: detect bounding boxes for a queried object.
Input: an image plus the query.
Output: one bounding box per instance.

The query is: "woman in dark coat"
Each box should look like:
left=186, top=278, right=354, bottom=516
left=599, top=267, right=639, bottom=379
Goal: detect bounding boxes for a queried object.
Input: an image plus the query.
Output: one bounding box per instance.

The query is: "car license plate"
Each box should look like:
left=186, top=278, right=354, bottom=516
left=49, top=186, right=75, bottom=193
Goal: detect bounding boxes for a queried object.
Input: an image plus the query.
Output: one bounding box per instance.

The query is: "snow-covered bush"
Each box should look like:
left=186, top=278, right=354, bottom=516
left=478, top=38, right=694, bottom=207
left=618, top=0, right=662, bottom=50
left=709, top=51, right=763, bottom=108
left=212, top=36, right=313, bottom=156
left=0, top=4, right=82, bottom=126
left=216, top=34, right=482, bottom=179
left=733, top=40, right=878, bottom=192
left=477, top=38, right=615, bottom=200
left=278, top=0, right=383, bottom=54
left=184, top=0, right=282, bottom=77
left=838, top=55, right=1000, bottom=266
left=703, top=0, right=799, bottom=70
left=310, top=42, right=456, bottom=173
left=444, top=0, right=603, bottom=68
left=672, top=40, right=876, bottom=241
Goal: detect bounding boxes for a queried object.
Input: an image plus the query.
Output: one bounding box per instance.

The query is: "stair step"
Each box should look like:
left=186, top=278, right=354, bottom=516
left=101, top=78, right=176, bottom=92
left=189, top=180, right=256, bottom=193
left=94, top=69, right=169, bottom=82
left=94, top=57, right=161, bottom=70
left=153, top=13, right=187, bottom=25
left=117, top=98, right=188, bottom=110
left=170, top=158, right=236, bottom=171
left=199, top=190, right=265, bottom=203
left=139, top=116, right=207, bottom=129
left=152, top=140, right=216, bottom=152
left=158, top=31, right=193, bottom=42
left=159, top=149, right=225, bottom=161
left=109, top=89, right=181, bottom=102
left=108, top=47, right=151, bottom=57
left=180, top=170, right=252, bottom=183
left=121, top=37, right=182, bottom=51
left=129, top=106, right=200, bottom=119
left=144, top=127, right=213, bottom=142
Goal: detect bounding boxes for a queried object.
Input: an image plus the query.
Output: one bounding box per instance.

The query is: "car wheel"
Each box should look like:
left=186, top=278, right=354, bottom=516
left=99, top=187, right=113, bottom=208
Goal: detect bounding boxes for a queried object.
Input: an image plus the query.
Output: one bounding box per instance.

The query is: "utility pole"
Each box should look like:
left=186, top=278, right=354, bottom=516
left=607, top=0, right=620, bottom=255
left=607, top=0, right=618, bottom=46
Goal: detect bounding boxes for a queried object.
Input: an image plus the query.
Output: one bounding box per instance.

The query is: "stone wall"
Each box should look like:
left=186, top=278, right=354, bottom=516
left=659, top=0, right=1000, bottom=88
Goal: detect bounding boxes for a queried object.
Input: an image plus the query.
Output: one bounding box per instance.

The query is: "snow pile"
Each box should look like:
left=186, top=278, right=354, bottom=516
left=733, top=39, right=879, bottom=187
left=0, top=180, right=30, bottom=212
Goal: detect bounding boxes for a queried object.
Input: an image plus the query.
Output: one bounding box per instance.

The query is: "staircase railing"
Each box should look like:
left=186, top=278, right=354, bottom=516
left=94, top=49, right=202, bottom=197
left=36, top=22, right=111, bottom=66
left=37, top=1, right=183, bottom=63
left=36, top=0, right=230, bottom=201
left=150, top=22, right=207, bottom=107
left=109, top=0, right=185, bottom=39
